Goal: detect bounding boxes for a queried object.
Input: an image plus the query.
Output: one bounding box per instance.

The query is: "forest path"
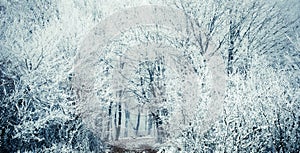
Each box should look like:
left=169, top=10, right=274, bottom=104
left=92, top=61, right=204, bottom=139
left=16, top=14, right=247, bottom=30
left=106, top=137, right=159, bottom=152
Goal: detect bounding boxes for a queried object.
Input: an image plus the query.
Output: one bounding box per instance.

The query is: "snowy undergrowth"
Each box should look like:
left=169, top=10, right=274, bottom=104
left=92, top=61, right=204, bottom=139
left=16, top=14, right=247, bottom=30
left=0, top=0, right=299, bottom=153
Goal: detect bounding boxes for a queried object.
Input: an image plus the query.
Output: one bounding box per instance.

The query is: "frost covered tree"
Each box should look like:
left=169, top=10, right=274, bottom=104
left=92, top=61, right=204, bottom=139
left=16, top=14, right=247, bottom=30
left=1, top=0, right=299, bottom=152
left=0, top=1, right=104, bottom=152
left=160, top=0, right=300, bottom=152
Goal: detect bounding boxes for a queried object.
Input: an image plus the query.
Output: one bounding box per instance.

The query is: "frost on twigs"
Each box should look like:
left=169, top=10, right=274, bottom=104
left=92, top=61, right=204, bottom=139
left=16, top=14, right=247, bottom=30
left=1, top=0, right=299, bottom=152
left=75, top=5, right=226, bottom=149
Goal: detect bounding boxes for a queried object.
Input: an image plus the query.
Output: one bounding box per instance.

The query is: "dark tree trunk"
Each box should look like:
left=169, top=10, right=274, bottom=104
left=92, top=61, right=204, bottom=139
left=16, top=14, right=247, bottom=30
left=152, top=111, right=163, bottom=143
left=116, top=102, right=122, bottom=140
left=114, top=105, right=117, bottom=140
left=106, top=101, right=113, bottom=141
left=135, top=108, right=141, bottom=136
left=124, top=104, right=130, bottom=137
left=228, top=20, right=235, bottom=75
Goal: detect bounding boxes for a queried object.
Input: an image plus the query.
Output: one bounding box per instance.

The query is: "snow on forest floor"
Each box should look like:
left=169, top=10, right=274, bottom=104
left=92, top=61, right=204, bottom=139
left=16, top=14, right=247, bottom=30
left=106, top=136, right=160, bottom=152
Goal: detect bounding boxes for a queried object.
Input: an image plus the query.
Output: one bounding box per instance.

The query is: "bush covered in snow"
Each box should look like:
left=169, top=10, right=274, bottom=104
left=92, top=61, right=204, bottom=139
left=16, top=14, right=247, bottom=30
left=0, top=0, right=299, bottom=152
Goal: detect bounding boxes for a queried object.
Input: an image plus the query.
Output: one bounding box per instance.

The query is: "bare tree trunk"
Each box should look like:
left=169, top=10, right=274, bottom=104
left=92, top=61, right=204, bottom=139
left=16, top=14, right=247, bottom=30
left=152, top=111, right=163, bottom=143
left=106, top=101, right=113, bottom=141
left=228, top=11, right=235, bottom=75
left=114, top=104, right=117, bottom=140
left=124, top=103, right=130, bottom=137
left=115, top=101, right=122, bottom=140
left=135, top=108, right=141, bottom=136
left=148, top=113, right=152, bottom=135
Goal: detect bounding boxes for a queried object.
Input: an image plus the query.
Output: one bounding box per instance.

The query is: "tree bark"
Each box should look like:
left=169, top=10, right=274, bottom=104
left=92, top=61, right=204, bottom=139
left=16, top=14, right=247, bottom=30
left=135, top=108, right=141, bottom=136
left=148, top=113, right=153, bottom=135
left=115, top=101, right=122, bottom=140
left=106, top=101, right=113, bottom=141
left=228, top=19, right=235, bottom=75
left=124, top=103, right=130, bottom=137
